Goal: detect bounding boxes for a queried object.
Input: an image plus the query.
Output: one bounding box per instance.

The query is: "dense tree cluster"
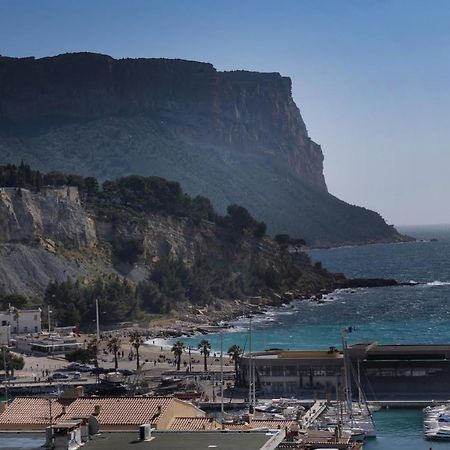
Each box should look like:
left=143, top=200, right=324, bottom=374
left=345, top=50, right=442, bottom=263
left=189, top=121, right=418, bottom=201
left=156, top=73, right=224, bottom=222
left=44, top=275, right=139, bottom=328
left=43, top=254, right=297, bottom=329
left=0, top=293, right=29, bottom=310
left=274, top=234, right=307, bottom=249
left=0, top=162, right=98, bottom=194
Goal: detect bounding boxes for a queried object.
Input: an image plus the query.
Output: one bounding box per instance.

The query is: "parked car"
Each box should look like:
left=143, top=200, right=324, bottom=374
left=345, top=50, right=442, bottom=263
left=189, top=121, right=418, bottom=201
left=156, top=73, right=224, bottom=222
left=51, top=372, right=70, bottom=380
left=66, top=362, right=95, bottom=372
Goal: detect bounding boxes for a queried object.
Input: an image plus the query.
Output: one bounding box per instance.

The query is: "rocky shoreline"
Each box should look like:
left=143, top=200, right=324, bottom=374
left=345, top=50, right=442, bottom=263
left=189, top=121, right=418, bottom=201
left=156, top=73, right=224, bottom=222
left=130, top=277, right=414, bottom=343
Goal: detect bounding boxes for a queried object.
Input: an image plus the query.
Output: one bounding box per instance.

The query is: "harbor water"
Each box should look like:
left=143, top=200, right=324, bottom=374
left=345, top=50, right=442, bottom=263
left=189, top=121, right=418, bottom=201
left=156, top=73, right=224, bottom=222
left=183, top=224, right=450, bottom=449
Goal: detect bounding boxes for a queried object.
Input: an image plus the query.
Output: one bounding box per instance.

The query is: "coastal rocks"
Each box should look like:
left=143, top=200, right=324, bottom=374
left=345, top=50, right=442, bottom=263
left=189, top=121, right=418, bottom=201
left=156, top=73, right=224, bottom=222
left=333, top=278, right=398, bottom=289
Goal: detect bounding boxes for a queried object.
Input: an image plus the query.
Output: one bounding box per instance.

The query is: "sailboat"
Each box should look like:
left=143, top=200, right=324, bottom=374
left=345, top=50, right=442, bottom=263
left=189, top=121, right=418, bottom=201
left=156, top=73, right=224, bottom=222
left=341, top=331, right=377, bottom=439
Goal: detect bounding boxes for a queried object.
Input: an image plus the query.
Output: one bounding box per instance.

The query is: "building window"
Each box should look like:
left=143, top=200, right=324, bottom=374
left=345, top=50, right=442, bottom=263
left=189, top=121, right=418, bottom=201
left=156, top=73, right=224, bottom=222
left=284, top=366, right=297, bottom=376
left=34, top=315, right=38, bottom=321
left=35, top=326, right=38, bottom=332
left=24, top=326, right=28, bottom=332
left=272, top=366, right=284, bottom=376
left=286, top=382, right=298, bottom=393
left=379, top=369, right=396, bottom=377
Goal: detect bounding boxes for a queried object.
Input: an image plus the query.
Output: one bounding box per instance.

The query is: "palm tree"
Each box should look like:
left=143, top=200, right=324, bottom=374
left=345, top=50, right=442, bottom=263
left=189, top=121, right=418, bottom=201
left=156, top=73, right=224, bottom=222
left=171, top=341, right=185, bottom=371
left=227, top=344, right=243, bottom=386
left=130, top=332, right=145, bottom=370
left=107, top=337, right=122, bottom=371
left=198, top=339, right=211, bottom=372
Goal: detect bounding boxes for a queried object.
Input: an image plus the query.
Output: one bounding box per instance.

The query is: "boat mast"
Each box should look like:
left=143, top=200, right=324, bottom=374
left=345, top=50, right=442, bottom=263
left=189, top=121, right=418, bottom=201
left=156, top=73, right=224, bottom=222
left=357, top=359, right=362, bottom=406
left=220, top=331, right=224, bottom=415
left=341, top=329, right=353, bottom=419
left=248, top=315, right=253, bottom=413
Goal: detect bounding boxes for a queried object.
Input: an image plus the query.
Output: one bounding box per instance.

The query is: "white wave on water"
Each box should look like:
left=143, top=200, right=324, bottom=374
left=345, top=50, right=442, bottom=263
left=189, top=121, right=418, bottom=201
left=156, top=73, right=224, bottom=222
left=145, top=337, right=173, bottom=349
left=425, top=280, right=450, bottom=287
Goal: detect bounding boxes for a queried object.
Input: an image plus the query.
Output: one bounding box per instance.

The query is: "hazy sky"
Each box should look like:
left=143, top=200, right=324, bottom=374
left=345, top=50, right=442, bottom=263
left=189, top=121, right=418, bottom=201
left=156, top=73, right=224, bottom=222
left=1, top=0, right=449, bottom=226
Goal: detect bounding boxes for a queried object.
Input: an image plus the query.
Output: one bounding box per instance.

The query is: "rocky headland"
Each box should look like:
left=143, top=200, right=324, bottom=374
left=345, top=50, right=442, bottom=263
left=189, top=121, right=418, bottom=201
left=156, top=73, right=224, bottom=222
left=0, top=53, right=412, bottom=247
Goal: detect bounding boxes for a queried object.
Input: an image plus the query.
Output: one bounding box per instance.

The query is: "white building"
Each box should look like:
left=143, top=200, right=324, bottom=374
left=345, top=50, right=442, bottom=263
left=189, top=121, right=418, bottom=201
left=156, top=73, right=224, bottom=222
left=0, top=308, right=42, bottom=344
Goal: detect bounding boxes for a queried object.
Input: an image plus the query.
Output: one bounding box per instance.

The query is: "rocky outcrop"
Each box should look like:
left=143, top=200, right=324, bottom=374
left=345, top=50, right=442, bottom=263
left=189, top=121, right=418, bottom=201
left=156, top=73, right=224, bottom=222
left=0, top=53, right=409, bottom=246
left=0, top=186, right=96, bottom=247
left=0, top=243, right=91, bottom=297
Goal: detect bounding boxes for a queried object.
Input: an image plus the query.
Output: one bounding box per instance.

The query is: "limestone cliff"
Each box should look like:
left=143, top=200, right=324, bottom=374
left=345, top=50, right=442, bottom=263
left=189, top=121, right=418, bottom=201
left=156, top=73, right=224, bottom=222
left=0, top=183, right=334, bottom=300
left=0, top=186, right=96, bottom=247
left=0, top=53, right=408, bottom=246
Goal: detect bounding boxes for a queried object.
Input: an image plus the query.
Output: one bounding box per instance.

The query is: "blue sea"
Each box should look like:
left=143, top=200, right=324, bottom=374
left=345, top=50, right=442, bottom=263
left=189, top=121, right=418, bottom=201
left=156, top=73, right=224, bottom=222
left=183, top=224, right=450, bottom=449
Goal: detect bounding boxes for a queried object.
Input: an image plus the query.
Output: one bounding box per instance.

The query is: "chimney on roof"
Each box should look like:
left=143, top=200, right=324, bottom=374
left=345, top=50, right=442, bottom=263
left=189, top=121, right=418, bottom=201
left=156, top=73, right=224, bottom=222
left=157, top=405, right=162, bottom=415
left=93, top=405, right=101, bottom=416
left=62, top=406, right=67, bottom=415
left=0, top=401, right=7, bottom=414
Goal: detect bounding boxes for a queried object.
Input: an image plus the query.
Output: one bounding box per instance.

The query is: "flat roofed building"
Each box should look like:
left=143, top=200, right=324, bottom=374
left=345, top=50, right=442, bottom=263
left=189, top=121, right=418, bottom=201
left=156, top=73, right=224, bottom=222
left=347, top=343, right=450, bottom=400
left=0, top=308, right=41, bottom=339
left=240, top=343, right=450, bottom=400
left=83, top=430, right=285, bottom=450
left=0, top=396, right=205, bottom=431
left=14, top=335, right=82, bottom=355
left=240, top=349, right=343, bottom=397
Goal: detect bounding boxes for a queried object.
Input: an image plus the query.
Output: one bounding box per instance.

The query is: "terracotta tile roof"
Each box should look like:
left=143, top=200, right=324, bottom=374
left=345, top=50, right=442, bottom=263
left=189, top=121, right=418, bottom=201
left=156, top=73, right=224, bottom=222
left=60, top=397, right=174, bottom=426
left=0, top=396, right=177, bottom=428
left=169, top=417, right=218, bottom=431
left=224, top=419, right=294, bottom=431
left=0, top=397, right=70, bottom=425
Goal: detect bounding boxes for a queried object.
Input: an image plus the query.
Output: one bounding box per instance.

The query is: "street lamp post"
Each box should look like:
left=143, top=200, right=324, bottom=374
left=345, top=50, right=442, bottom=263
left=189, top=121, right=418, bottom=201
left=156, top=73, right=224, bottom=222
left=2, top=346, right=8, bottom=404
left=48, top=306, right=52, bottom=334
left=248, top=315, right=253, bottom=413
left=95, top=298, right=100, bottom=341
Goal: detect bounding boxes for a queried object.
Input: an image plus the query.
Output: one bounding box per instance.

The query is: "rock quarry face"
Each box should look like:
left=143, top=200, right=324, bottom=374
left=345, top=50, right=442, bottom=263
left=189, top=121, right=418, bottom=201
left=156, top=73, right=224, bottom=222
left=0, top=53, right=408, bottom=246
left=0, top=186, right=96, bottom=247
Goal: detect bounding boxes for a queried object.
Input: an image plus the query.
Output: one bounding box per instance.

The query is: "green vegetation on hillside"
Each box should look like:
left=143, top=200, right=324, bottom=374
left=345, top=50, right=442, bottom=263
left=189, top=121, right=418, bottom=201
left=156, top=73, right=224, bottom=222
left=1, top=163, right=335, bottom=328
left=43, top=250, right=321, bottom=329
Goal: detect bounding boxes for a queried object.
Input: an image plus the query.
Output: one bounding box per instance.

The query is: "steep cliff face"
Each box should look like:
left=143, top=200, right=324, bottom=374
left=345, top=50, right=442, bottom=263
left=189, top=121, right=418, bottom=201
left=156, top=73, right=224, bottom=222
left=0, top=187, right=96, bottom=247
left=0, top=53, right=325, bottom=191
left=0, top=53, right=407, bottom=246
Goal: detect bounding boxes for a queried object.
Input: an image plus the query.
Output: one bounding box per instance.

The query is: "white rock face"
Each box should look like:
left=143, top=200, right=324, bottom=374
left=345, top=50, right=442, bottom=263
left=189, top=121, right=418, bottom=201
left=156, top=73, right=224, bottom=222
left=0, top=186, right=96, bottom=247
left=0, top=243, right=91, bottom=296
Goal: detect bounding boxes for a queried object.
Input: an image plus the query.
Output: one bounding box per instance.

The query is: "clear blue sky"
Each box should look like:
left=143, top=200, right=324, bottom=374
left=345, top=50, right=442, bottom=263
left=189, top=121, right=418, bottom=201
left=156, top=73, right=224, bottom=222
left=1, top=0, right=449, bottom=226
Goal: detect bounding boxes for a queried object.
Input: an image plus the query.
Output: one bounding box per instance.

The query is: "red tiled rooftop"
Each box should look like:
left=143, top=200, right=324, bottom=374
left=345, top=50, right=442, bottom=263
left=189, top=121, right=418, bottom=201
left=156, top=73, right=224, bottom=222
left=169, top=416, right=218, bottom=431
left=0, top=396, right=175, bottom=427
